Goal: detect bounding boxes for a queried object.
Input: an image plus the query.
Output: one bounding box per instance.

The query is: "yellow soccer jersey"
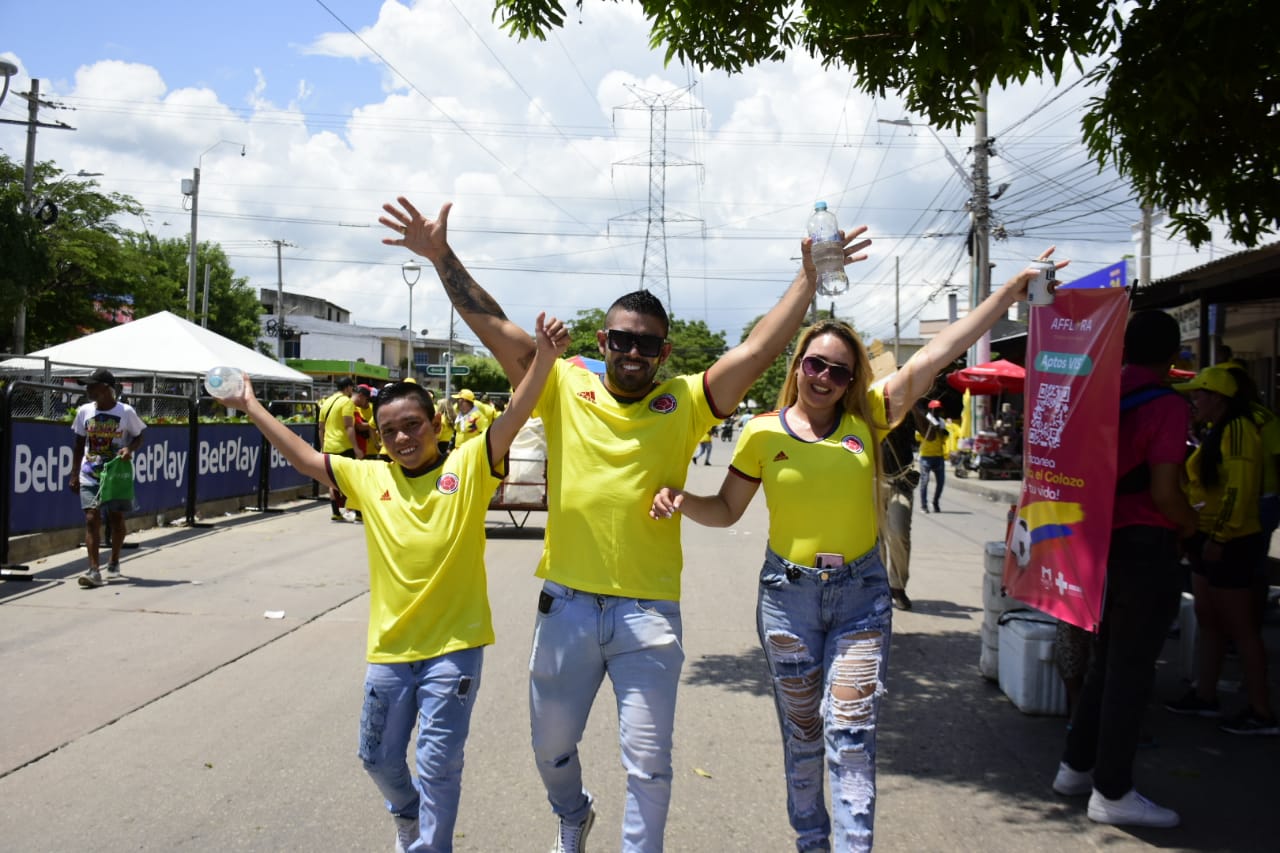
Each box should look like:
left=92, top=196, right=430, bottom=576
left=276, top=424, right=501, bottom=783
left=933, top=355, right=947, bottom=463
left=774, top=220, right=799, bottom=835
left=916, top=425, right=947, bottom=457
left=1186, top=416, right=1262, bottom=542
left=731, top=387, right=889, bottom=565
left=327, top=435, right=506, bottom=663
left=454, top=407, right=492, bottom=445
left=322, top=395, right=355, bottom=453
left=536, top=358, right=725, bottom=599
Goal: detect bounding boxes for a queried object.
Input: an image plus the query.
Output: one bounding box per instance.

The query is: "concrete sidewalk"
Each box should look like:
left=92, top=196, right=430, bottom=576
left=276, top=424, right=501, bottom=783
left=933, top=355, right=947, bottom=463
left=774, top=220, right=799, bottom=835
left=0, top=470, right=1275, bottom=851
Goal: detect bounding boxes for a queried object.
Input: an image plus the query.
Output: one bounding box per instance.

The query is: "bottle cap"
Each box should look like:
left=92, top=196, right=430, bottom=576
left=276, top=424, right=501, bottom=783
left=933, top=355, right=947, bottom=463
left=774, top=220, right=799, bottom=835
left=814, top=201, right=828, bottom=211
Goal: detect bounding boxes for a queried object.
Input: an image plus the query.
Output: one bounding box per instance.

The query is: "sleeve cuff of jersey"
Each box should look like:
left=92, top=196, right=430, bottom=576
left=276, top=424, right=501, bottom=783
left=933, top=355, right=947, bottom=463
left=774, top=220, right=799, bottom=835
left=485, top=430, right=508, bottom=479
left=728, top=464, right=759, bottom=484
left=703, top=372, right=735, bottom=421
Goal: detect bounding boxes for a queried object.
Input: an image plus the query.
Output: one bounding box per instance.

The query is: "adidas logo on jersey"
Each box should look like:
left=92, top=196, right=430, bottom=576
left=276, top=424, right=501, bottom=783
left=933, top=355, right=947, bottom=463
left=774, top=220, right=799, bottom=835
left=578, top=391, right=596, bottom=403
left=380, top=490, right=392, bottom=501
left=773, top=451, right=789, bottom=462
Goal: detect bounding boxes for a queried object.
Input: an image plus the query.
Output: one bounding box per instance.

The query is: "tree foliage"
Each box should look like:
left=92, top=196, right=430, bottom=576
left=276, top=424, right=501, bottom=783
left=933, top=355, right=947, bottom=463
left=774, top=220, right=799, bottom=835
left=0, top=155, right=264, bottom=353
left=493, top=0, right=1278, bottom=247
left=455, top=353, right=511, bottom=393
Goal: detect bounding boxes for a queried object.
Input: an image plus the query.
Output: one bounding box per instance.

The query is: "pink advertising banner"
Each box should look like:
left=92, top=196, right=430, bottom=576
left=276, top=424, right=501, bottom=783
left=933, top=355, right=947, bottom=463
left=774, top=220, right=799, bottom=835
left=1002, top=287, right=1129, bottom=631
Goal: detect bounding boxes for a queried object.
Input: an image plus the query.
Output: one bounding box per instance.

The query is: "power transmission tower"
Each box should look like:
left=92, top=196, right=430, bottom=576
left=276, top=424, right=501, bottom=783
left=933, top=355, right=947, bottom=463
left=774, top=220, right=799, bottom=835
left=609, top=84, right=704, bottom=315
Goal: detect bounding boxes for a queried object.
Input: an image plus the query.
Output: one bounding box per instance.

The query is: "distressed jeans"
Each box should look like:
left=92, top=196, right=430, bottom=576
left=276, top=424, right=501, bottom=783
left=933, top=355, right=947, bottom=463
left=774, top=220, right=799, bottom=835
left=529, top=580, right=685, bottom=853
left=757, top=546, right=893, bottom=853
left=358, top=647, right=484, bottom=853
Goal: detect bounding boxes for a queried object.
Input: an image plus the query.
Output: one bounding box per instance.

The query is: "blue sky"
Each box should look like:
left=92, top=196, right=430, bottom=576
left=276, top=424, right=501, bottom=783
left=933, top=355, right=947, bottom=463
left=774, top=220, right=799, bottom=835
left=1, top=1, right=1231, bottom=347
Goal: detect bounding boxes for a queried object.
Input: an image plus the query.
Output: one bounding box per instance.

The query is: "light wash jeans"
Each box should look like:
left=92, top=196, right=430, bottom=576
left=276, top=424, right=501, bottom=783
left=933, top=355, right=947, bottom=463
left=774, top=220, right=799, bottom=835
left=358, top=647, right=484, bottom=853
left=529, top=579, right=685, bottom=853
left=757, top=546, right=893, bottom=853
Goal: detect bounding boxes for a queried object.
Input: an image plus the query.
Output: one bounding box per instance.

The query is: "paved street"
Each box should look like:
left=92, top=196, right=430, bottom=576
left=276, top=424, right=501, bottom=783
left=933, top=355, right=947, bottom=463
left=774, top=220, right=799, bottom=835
left=0, top=464, right=1275, bottom=851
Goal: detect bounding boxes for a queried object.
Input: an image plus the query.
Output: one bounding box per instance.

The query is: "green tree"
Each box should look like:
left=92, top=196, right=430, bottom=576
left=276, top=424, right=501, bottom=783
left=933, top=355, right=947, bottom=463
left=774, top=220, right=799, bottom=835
left=128, top=235, right=263, bottom=349
left=0, top=155, right=143, bottom=352
left=565, top=307, right=607, bottom=358
left=493, top=0, right=1278, bottom=247
left=455, top=353, right=510, bottom=393
left=661, top=317, right=725, bottom=382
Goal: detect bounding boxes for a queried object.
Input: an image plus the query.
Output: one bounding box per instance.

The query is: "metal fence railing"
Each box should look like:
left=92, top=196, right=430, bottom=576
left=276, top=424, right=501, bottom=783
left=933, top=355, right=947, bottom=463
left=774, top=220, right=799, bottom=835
left=0, top=378, right=320, bottom=569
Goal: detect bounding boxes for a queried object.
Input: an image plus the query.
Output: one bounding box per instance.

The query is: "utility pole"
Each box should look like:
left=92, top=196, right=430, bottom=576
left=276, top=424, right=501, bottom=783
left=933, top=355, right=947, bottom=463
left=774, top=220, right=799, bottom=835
left=1137, top=204, right=1154, bottom=288
left=610, top=84, right=704, bottom=315
left=894, top=256, right=901, bottom=365
left=263, top=239, right=297, bottom=363
left=186, top=165, right=201, bottom=319
left=970, top=89, right=993, bottom=436
left=1, top=78, right=74, bottom=354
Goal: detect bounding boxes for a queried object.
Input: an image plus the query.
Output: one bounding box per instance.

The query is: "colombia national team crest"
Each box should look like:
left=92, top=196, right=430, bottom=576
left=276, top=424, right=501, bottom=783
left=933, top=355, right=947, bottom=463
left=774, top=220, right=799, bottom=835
left=436, top=472, right=461, bottom=494
left=649, top=393, right=678, bottom=414
left=840, top=434, right=865, bottom=454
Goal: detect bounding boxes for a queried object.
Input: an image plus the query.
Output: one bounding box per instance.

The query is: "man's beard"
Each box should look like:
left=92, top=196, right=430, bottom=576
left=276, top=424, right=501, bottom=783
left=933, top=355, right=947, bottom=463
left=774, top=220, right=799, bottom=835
left=606, top=359, right=659, bottom=395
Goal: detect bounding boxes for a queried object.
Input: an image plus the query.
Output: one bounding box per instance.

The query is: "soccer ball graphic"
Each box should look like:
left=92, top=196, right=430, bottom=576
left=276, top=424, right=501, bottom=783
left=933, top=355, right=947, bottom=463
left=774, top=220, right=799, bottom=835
left=1010, top=517, right=1033, bottom=568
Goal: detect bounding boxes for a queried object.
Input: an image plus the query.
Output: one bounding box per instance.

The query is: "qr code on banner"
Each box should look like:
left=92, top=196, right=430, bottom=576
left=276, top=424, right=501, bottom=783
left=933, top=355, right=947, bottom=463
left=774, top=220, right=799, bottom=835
left=1027, top=382, right=1071, bottom=449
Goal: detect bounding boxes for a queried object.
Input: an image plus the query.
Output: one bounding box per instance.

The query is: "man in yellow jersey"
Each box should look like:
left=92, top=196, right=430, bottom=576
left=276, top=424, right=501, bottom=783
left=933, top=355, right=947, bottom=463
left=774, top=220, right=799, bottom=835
left=319, top=377, right=355, bottom=520
left=451, top=388, right=492, bottom=445
left=380, top=196, right=870, bottom=853
left=220, top=313, right=567, bottom=853
left=917, top=399, right=947, bottom=513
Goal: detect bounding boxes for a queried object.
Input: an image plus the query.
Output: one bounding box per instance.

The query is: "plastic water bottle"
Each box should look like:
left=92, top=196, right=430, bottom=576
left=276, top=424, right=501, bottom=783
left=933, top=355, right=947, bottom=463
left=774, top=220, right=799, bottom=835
left=806, top=201, right=849, bottom=296
left=205, top=366, right=245, bottom=400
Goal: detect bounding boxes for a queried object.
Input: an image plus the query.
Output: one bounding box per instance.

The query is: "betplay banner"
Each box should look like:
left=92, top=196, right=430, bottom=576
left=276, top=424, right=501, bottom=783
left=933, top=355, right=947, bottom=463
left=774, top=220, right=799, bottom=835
left=1003, top=287, right=1129, bottom=631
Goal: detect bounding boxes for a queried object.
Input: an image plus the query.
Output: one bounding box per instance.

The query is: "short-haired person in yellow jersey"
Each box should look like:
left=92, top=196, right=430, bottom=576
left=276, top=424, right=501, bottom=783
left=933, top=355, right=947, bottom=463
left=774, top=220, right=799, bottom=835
left=650, top=253, right=1066, bottom=852
left=218, top=313, right=569, bottom=853
left=379, top=196, right=871, bottom=853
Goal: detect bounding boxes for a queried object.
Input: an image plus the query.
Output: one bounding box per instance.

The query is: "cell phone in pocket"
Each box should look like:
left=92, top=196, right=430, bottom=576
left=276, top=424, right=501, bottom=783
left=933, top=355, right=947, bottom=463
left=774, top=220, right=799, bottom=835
left=815, top=552, right=844, bottom=569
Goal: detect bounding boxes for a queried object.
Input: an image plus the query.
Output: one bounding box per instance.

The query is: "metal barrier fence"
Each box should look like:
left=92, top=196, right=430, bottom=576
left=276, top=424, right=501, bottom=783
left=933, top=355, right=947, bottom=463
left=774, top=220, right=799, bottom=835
left=0, top=378, right=320, bottom=567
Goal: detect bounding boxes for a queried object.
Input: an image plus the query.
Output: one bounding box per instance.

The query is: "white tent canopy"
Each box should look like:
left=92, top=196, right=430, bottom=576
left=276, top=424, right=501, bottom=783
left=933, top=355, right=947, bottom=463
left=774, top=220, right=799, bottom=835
left=0, top=311, right=312, bottom=384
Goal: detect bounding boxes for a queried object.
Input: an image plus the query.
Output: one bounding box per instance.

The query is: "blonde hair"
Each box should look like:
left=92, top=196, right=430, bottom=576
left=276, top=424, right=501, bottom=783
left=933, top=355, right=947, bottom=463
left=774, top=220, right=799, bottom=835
left=777, top=319, right=889, bottom=546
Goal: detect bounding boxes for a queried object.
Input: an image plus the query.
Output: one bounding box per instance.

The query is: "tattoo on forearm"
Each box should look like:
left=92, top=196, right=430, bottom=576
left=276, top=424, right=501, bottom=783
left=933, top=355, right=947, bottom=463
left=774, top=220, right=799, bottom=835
left=441, top=253, right=509, bottom=320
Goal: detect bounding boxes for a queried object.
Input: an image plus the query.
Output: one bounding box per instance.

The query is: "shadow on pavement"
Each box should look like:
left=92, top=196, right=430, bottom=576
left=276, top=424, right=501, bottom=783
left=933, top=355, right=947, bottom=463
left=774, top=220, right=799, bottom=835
left=684, top=647, right=772, bottom=697
left=880, top=628, right=1279, bottom=851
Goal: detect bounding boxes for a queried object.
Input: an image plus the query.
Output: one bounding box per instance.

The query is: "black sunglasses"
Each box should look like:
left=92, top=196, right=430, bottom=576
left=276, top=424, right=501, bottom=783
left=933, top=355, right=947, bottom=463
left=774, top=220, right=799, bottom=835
left=606, top=329, right=666, bottom=358
left=801, top=355, right=853, bottom=387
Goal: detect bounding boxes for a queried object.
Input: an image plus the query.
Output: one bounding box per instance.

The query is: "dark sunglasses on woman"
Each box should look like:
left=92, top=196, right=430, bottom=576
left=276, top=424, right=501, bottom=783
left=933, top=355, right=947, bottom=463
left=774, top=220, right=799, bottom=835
left=801, top=355, right=853, bottom=387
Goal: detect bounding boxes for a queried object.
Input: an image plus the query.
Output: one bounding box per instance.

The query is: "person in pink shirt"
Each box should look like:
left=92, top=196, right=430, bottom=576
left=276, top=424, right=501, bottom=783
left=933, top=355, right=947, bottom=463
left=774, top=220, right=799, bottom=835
left=1051, top=310, right=1199, bottom=828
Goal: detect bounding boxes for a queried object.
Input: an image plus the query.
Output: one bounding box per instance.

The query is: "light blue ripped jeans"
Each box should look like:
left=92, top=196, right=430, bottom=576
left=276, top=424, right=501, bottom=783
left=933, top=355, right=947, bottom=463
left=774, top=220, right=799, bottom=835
left=358, top=647, right=483, bottom=853
left=757, top=546, right=893, bottom=853
left=529, top=579, right=685, bottom=853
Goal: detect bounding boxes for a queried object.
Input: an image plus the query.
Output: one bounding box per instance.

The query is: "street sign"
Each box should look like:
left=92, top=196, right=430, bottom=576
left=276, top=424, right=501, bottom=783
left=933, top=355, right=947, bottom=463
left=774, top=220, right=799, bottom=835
left=425, top=365, right=471, bottom=377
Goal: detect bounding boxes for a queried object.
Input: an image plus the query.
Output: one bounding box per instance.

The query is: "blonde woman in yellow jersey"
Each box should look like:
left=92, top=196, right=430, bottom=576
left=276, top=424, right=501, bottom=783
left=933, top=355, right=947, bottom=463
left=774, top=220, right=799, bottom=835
left=218, top=313, right=568, bottom=853
left=651, top=254, right=1064, bottom=852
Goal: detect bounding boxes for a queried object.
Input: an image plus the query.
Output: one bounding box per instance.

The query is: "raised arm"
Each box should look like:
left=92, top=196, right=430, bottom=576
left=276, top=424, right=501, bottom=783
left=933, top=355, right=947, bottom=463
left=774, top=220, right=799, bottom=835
left=650, top=473, right=760, bottom=528
left=885, top=248, right=1068, bottom=422
left=220, top=376, right=334, bottom=489
left=705, top=227, right=871, bottom=413
left=485, top=312, right=568, bottom=467
left=381, top=198, right=536, bottom=385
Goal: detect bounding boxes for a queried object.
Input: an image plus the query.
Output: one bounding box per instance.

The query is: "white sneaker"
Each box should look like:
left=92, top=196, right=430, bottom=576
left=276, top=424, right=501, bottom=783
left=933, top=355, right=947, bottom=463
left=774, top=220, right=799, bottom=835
left=1087, top=788, right=1179, bottom=828
left=1052, top=761, right=1092, bottom=796
left=551, top=799, right=595, bottom=853
left=78, top=568, right=104, bottom=588
left=393, top=815, right=418, bottom=853
left=105, top=563, right=122, bottom=581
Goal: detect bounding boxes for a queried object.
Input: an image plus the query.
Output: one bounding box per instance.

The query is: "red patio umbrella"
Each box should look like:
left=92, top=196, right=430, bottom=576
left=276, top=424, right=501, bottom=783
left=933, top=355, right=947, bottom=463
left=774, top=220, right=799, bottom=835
left=946, top=359, right=1026, bottom=395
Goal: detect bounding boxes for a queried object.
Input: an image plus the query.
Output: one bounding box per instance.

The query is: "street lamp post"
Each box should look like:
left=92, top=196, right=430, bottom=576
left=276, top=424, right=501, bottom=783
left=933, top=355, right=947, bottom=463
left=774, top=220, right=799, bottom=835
left=402, top=261, right=422, bottom=381
left=442, top=306, right=456, bottom=407
left=185, top=140, right=245, bottom=321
